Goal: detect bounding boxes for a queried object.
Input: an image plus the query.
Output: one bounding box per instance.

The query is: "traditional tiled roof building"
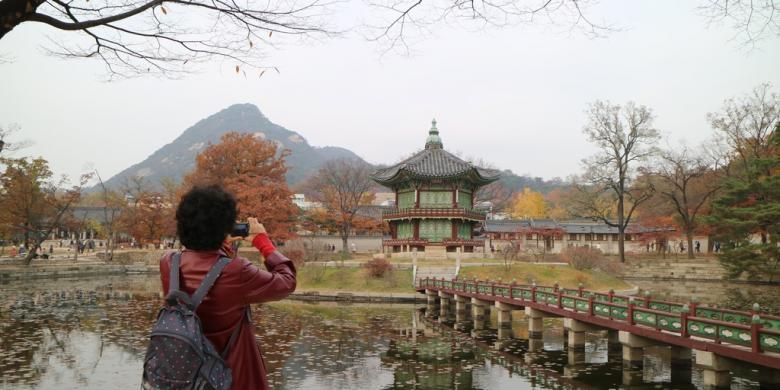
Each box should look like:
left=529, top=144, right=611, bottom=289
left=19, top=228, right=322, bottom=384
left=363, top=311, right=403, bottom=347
left=371, top=120, right=500, bottom=258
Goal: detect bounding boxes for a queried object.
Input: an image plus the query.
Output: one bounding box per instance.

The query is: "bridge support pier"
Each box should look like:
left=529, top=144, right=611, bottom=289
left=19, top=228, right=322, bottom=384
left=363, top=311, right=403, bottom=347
left=525, top=307, right=546, bottom=352
left=619, top=331, right=658, bottom=369
left=607, top=330, right=621, bottom=352
left=563, top=318, right=601, bottom=352
left=695, top=350, right=731, bottom=390
left=670, top=346, right=692, bottom=384
left=425, top=289, right=439, bottom=318
left=438, top=292, right=454, bottom=324
left=454, top=295, right=472, bottom=331
left=495, top=301, right=520, bottom=340
left=471, top=298, right=490, bottom=338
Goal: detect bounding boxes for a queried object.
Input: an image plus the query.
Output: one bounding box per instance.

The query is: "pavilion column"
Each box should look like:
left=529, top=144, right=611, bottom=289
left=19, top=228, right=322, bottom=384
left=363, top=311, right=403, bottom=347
left=451, top=220, right=458, bottom=240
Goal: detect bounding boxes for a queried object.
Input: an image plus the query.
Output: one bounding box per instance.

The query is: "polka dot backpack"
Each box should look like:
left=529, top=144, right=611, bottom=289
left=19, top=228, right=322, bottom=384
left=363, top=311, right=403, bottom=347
left=142, top=253, right=240, bottom=390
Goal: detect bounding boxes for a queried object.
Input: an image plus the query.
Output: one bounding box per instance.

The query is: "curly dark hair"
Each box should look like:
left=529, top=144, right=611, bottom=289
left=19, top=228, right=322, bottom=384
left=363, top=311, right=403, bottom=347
left=176, top=185, right=237, bottom=251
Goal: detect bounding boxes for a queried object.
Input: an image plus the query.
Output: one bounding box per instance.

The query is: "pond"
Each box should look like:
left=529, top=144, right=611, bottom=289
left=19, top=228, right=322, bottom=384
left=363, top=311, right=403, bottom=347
left=0, top=275, right=777, bottom=389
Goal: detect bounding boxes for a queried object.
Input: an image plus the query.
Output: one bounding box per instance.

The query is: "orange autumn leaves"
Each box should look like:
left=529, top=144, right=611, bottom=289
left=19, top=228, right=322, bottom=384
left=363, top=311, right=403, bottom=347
left=183, top=132, right=296, bottom=240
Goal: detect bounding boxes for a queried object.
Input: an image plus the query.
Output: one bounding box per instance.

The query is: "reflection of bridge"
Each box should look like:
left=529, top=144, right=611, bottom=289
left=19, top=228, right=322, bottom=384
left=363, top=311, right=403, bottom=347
left=417, top=277, right=780, bottom=389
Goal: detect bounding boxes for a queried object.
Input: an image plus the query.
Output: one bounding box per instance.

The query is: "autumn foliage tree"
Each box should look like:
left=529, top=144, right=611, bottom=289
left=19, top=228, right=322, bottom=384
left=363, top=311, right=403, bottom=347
left=510, top=187, right=548, bottom=219
left=117, top=175, right=176, bottom=247
left=0, top=156, right=90, bottom=264
left=183, top=132, right=296, bottom=240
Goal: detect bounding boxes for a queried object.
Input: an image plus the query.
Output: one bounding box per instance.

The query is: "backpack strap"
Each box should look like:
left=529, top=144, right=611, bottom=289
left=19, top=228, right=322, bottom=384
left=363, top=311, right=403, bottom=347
left=169, top=252, right=181, bottom=293
left=220, top=307, right=247, bottom=359
left=165, top=252, right=194, bottom=308
left=191, top=256, right=232, bottom=310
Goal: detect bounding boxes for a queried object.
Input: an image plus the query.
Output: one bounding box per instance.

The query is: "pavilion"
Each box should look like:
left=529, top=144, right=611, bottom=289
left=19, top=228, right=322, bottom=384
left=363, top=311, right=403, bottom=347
left=371, top=120, right=500, bottom=259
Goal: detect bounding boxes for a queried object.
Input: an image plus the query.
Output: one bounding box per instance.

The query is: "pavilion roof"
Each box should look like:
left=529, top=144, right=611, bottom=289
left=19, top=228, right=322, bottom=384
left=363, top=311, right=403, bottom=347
left=371, top=119, right=500, bottom=187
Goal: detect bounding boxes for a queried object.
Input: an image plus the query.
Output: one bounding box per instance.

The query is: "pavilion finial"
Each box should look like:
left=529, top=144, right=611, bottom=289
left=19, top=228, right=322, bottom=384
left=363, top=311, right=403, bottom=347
left=425, top=118, right=443, bottom=149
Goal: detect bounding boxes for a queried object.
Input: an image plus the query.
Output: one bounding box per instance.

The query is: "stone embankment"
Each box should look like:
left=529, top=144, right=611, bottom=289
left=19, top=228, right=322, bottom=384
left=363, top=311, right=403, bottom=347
left=622, top=258, right=728, bottom=281
left=290, top=291, right=424, bottom=304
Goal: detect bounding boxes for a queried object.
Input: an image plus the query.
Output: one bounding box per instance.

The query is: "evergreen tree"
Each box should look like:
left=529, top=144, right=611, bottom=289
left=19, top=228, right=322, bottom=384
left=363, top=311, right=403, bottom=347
left=708, top=126, right=780, bottom=281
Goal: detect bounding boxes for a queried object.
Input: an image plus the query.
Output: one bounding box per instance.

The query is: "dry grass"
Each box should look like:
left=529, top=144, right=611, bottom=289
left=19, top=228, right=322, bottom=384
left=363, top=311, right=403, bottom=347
left=458, top=264, right=629, bottom=292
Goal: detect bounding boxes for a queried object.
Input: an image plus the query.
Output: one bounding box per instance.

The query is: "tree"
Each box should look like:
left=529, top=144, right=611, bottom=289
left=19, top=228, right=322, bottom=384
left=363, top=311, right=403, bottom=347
left=0, top=0, right=332, bottom=77
left=708, top=128, right=779, bottom=281
left=578, top=101, right=660, bottom=262
left=0, top=124, right=31, bottom=156
left=117, top=175, right=175, bottom=247
left=0, top=156, right=89, bottom=264
left=544, top=186, right=575, bottom=220
left=709, top=83, right=780, bottom=174
left=699, top=1, right=780, bottom=47
left=509, top=187, right=547, bottom=219
left=643, top=145, right=723, bottom=259
left=0, top=0, right=612, bottom=76
left=94, top=169, right=124, bottom=260
left=306, top=158, right=374, bottom=255
left=707, top=85, right=780, bottom=281
left=183, top=132, right=296, bottom=240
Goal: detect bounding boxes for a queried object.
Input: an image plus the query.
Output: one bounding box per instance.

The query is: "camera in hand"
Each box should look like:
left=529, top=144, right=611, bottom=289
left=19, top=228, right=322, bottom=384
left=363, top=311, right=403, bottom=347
left=232, top=222, right=250, bottom=237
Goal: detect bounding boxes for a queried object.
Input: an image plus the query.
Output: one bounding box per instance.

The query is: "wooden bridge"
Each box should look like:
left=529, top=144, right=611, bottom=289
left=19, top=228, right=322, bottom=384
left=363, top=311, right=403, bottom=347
left=416, top=277, right=780, bottom=389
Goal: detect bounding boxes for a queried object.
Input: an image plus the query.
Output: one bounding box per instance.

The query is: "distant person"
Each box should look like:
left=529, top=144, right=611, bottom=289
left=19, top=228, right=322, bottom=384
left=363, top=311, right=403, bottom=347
left=714, top=241, right=721, bottom=253
left=695, top=241, right=701, bottom=253
left=153, top=185, right=296, bottom=390
left=679, top=241, right=685, bottom=253
left=49, top=245, right=53, bottom=255
left=351, top=242, right=357, bottom=253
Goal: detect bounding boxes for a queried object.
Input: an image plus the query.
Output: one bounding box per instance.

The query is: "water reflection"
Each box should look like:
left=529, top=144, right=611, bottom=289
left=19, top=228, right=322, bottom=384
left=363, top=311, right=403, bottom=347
left=0, top=275, right=775, bottom=389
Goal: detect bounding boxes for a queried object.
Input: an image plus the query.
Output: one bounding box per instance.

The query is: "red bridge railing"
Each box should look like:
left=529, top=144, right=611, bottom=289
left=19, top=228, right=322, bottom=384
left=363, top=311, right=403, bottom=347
left=417, top=277, right=780, bottom=357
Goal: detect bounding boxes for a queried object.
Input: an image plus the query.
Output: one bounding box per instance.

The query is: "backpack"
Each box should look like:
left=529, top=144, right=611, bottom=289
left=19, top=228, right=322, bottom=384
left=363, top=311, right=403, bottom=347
left=142, top=253, right=241, bottom=390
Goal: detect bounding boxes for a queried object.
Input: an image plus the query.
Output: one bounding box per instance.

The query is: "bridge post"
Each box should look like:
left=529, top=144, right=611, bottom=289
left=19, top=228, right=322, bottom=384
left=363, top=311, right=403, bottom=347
left=525, top=307, right=545, bottom=351
left=495, top=301, right=520, bottom=340
left=694, top=350, right=731, bottom=389
left=607, top=330, right=621, bottom=353
left=454, top=294, right=472, bottom=331
left=471, top=298, right=490, bottom=338
left=670, top=346, right=692, bottom=384
left=425, top=289, right=439, bottom=318
left=563, top=318, right=602, bottom=352
left=619, top=331, right=658, bottom=369
left=438, top=291, right=454, bottom=324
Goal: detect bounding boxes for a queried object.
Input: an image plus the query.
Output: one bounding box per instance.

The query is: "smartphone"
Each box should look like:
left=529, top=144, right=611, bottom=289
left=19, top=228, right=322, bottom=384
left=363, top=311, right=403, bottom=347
left=232, top=222, right=250, bottom=237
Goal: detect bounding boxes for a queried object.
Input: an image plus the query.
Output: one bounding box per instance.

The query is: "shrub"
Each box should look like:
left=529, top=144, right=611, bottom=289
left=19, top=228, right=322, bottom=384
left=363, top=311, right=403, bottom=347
left=560, top=246, right=624, bottom=276
left=279, top=239, right=305, bottom=268
left=560, top=246, right=604, bottom=271
left=363, top=257, right=393, bottom=278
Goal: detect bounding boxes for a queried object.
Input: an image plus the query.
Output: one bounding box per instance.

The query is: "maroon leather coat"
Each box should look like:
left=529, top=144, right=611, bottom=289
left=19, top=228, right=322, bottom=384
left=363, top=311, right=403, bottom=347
left=159, top=235, right=296, bottom=390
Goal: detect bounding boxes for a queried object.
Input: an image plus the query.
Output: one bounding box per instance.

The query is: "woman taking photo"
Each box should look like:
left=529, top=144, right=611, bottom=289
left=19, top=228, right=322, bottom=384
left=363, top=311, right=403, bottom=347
left=159, top=185, right=296, bottom=389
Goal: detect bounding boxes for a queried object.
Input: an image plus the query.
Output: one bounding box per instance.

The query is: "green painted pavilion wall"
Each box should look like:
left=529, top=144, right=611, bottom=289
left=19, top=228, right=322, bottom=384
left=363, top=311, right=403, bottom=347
left=398, top=191, right=414, bottom=209
left=458, top=190, right=472, bottom=209
left=420, top=220, right=452, bottom=241
left=396, top=221, right=413, bottom=239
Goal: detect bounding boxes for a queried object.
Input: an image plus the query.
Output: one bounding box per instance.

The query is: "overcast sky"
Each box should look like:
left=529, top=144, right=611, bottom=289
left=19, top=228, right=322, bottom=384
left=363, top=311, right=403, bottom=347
left=1, top=0, right=779, bottom=183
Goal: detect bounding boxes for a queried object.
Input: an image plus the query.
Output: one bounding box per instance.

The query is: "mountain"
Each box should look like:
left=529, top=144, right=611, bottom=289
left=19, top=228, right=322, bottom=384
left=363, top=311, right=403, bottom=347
left=101, top=104, right=366, bottom=189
